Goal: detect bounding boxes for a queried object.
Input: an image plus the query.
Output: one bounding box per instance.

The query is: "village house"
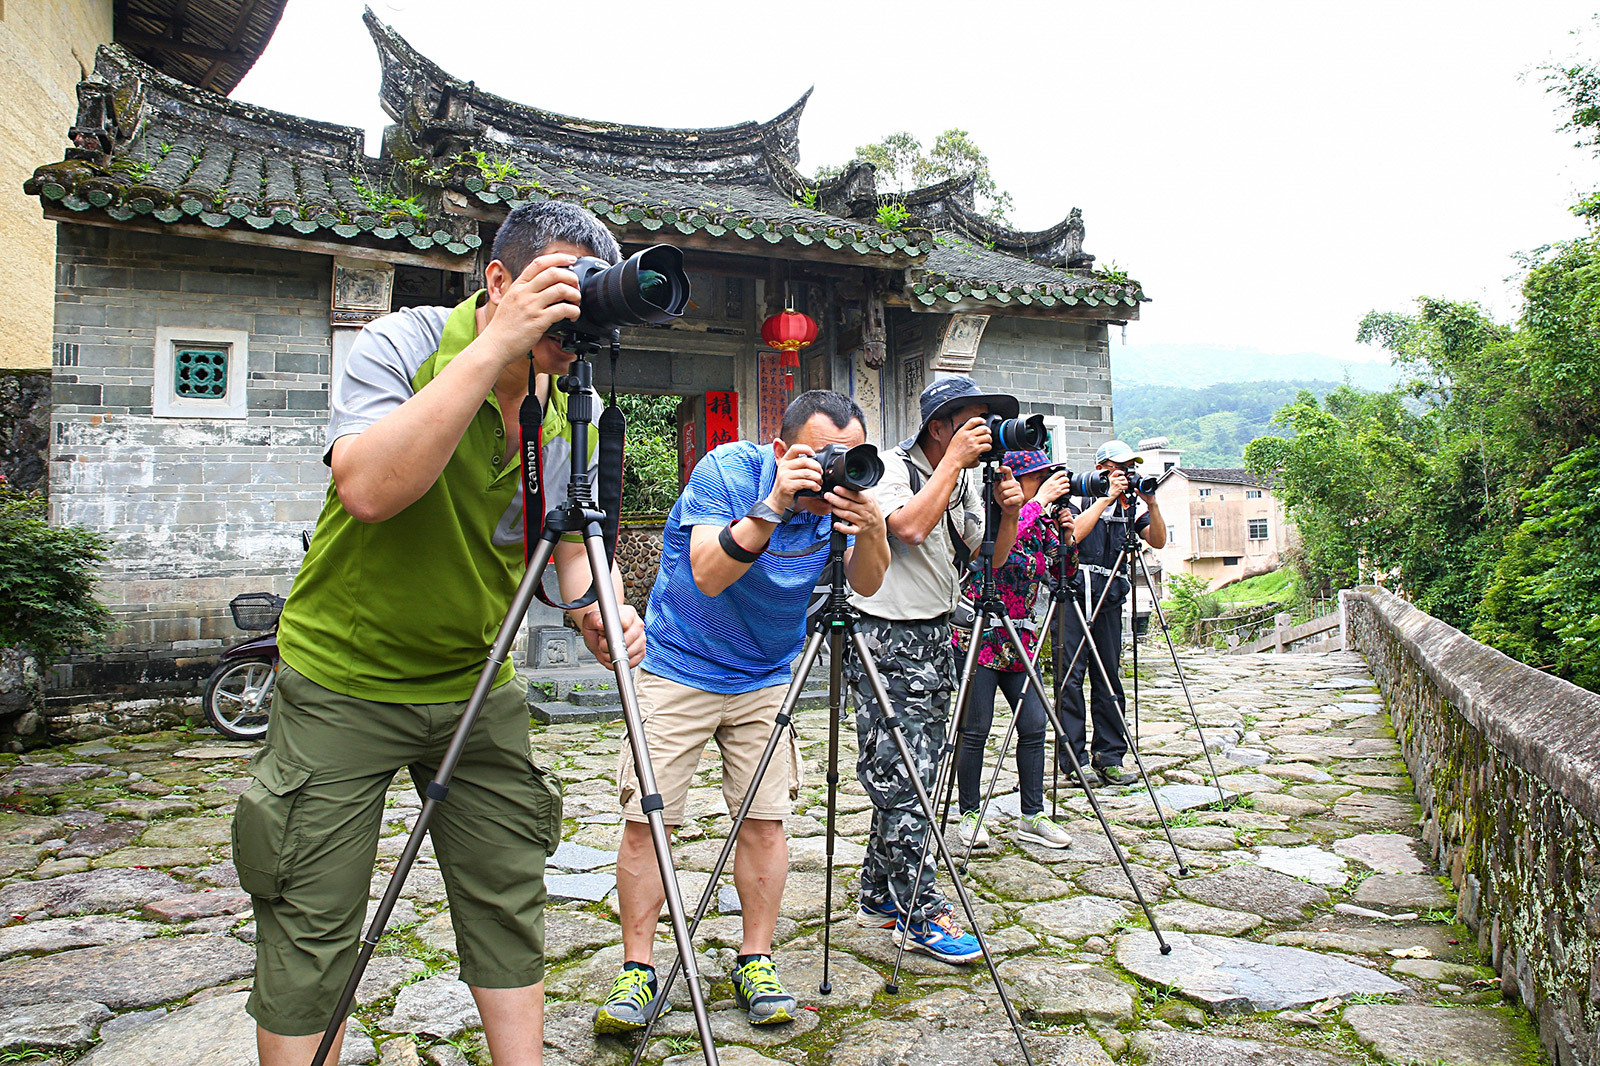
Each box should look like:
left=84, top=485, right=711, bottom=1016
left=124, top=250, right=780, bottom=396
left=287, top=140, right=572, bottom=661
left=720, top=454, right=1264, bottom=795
left=21, top=11, right=1144, bottom=699
left=1137, top=440, right=1292, bottom=590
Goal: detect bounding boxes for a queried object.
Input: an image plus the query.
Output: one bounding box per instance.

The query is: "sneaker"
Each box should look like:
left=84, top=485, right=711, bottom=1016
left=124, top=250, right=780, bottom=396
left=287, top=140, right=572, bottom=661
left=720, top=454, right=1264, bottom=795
left=892, top=907, right=983, bottom=964
left=730, top=955, right=797, bottom=1025
left=592, top=964, right=668, bottom=1034
left=955, top=810, right=990, bottom=849
left=1018, top=812, right=1073, bottom=849
left=1096, top=763, right=1136, bottom=787
left=857, top=899, right=901, bottom=928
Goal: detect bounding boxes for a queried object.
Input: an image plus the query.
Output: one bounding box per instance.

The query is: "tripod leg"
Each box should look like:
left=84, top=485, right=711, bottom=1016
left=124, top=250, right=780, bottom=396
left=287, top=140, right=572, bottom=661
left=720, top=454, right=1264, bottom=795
left=848, top=630, right=1037, bottom=1066
left=995, top=616, right=1171, bottom=955
left=1134, top=551, right=1228, bottom=806
left=583, top=536, right=719, bottom=1066
left=821, top=626, right=845, bottom=995
left=888, top=611, right=987, bottom=987
left=309, top=534, right=562, bottom=1066
left=937, top=615, right=987, bottom=828
left=961, top=691, right=1020, bottom=867
left=629, top=631, right=826, bottom=1064
left=1065, top=599, right=1188, bottom=877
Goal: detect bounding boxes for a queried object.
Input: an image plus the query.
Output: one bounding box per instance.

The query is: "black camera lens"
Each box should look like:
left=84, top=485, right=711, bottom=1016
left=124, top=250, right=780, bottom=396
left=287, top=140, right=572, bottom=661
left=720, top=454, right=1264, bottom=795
left=982, top=413, right=1046, bottom=461
left=568, top=244, right=691, bottom=338
left=1070, top=470, right=1110, bottom=498
left=797, top=442, right=883, bottom=497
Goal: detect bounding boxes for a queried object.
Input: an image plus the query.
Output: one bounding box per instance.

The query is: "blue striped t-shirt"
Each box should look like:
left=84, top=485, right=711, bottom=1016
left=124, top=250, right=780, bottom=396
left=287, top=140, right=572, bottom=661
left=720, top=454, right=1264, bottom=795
left=643, top=441, right=850, bottom=694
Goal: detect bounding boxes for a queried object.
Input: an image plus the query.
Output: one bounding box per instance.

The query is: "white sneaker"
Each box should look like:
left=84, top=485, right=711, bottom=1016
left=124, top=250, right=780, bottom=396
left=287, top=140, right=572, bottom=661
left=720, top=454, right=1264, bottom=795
left=1018, top=812, right=1072, bottom=849
left=955, top=810, right=990, bottom=849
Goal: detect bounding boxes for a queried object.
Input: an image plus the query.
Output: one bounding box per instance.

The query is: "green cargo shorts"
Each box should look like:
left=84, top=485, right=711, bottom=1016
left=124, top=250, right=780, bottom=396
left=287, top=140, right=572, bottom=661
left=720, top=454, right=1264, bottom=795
left=233, top=664, right=562, bottom=1036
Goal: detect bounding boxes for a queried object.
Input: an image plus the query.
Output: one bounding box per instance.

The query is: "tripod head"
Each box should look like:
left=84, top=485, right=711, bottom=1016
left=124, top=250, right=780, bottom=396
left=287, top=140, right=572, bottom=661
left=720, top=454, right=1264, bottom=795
left=811, top=529, right=855, bottom=627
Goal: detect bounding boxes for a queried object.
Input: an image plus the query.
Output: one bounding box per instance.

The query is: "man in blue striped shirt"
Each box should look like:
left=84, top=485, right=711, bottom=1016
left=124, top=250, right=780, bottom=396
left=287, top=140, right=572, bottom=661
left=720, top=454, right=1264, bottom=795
left=594, top=391, right=889, bottom=1034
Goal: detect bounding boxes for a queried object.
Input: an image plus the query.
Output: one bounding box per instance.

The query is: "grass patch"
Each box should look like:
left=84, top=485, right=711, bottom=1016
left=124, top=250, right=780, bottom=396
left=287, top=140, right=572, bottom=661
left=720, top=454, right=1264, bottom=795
left=1213, top=568, right=1296, bottom=609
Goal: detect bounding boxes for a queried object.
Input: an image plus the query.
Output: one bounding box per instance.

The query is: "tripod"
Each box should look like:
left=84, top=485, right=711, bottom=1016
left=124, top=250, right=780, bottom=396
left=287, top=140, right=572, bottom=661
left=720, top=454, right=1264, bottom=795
left=891, top=468, right=1172, bottom=989
left=631, top=529, right=1038, bottom=1066
left=309, top=349, right=719, bottom=1066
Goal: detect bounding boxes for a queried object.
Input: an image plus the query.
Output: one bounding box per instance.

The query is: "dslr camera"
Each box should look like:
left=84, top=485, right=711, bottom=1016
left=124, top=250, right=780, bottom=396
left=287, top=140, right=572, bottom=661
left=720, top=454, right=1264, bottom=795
left=980, top=413, right=1047, bottom=463
left=796, top=443, right=883, bottom=498
left=1073, top=465, right=1158, bottom=498
left=563, top=244, right=691, bottom=344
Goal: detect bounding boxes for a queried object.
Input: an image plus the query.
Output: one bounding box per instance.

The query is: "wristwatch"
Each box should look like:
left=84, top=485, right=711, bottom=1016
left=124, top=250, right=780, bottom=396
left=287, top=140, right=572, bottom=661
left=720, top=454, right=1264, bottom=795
left=744, top=500, right=787, bottom=525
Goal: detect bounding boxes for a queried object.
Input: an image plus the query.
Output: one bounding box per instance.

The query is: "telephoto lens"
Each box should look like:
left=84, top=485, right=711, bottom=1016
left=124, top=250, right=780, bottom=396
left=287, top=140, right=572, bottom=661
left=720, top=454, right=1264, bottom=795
left=982, top=413, right=1047, bottom=462
left=1131, top=473, right=1160, bottom=495
left=567, top=244, right=691, bottom=338
left=797, top=443, right=884, bottom=497
left=1070, top=469, right=1111, bottom=498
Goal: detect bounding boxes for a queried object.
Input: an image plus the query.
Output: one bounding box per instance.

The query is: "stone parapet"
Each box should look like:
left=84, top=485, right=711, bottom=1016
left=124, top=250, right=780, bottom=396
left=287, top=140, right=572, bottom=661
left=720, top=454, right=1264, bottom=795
left=1343, top=585, right=1600, bottom=1065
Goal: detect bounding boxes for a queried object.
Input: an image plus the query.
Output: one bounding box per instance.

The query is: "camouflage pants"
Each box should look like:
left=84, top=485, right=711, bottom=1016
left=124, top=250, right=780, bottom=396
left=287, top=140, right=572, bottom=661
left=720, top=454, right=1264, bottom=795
left=844, top=614, right=956, bottom=923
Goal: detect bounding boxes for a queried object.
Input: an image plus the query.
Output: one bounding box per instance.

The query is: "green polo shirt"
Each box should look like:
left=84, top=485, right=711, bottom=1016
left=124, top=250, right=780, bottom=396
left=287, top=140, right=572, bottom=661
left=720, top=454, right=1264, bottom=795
left=278, top=292, right=594, bottom=702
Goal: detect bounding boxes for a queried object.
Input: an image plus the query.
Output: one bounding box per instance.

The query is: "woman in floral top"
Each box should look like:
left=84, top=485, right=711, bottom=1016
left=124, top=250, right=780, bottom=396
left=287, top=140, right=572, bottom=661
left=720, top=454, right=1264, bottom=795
left=952, top=450, right=1079, bottom=850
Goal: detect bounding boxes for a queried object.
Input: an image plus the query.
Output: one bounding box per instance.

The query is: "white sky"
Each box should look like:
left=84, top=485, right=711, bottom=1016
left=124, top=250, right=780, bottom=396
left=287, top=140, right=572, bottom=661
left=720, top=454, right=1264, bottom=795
left=234, top=0, right=1599, bottom=365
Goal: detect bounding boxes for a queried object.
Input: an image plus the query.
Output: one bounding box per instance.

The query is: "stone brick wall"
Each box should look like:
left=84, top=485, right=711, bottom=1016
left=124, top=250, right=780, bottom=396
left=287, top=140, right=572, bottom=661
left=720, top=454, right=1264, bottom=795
left=0, top=368, right=50, bottom=494
left=1343, top=586, right=1600, bottom=1066
left=49, top=225, right=334, bottom=694
left=970, top=317, right=1114, bottom=469
left=617, top=522, right=665, bottom=616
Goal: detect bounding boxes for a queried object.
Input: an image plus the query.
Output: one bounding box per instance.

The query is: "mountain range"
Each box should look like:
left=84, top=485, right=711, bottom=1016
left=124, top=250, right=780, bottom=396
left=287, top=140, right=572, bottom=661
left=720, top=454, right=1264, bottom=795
left=1111, top=343, right=1400, bottom=390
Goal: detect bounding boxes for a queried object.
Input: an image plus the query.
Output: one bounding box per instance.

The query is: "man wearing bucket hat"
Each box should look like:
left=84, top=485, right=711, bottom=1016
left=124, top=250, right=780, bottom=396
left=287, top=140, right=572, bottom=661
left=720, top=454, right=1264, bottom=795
left=1061, top=439, right=1167, bottom=786
left=844, top=376, right=1025, bottom=965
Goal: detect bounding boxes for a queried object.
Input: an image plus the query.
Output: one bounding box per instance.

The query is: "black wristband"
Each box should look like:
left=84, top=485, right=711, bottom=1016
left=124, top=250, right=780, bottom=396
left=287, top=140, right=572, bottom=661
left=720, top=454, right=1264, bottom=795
left=718, top=523, right=763, bottom=563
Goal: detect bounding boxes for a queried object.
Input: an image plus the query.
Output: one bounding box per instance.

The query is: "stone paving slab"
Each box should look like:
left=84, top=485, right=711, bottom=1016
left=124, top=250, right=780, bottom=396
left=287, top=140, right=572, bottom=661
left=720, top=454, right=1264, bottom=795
left=1344, top=1003, right=1535, bottom=1065
left=0, top=646, right=1550, bottom=1064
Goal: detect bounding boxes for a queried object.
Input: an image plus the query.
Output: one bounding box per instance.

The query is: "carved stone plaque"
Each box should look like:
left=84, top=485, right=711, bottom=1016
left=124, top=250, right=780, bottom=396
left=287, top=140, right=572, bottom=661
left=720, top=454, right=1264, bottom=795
left=934, top=314, right=990, bottom=374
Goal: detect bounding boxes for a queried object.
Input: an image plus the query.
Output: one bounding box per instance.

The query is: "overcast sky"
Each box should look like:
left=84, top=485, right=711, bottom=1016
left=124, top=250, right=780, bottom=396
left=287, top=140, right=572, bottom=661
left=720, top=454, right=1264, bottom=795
left=234, top=0, right=1599, bottom=366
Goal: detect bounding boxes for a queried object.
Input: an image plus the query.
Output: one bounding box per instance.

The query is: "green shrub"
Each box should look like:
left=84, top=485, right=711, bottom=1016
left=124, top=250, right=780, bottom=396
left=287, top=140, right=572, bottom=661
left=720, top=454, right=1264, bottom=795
left=0, top=481, right=111, bottom=660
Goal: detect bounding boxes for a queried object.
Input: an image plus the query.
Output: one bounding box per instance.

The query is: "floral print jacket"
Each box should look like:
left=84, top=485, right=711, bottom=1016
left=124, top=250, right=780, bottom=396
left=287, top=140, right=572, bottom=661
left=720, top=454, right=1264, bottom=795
left=952, top=499, right=1079, bottom=673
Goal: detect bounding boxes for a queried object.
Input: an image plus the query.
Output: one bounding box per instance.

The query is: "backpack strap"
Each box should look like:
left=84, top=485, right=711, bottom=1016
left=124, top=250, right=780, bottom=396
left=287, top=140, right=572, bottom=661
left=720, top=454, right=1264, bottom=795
left=901, top=454, right=971, bottom=576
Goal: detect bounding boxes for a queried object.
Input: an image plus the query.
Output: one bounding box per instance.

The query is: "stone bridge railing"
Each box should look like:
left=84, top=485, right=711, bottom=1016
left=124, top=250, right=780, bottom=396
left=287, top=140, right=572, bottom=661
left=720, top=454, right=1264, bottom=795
left=1342, top=585, right=1600, bottom=1065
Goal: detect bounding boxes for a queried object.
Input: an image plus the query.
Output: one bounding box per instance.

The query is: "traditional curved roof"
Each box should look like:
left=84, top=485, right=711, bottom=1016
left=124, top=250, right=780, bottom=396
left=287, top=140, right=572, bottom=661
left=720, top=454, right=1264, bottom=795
left=365, top=9, right=806, bottom=183
left=116, top=0, right=289, bottom=95
left=24, top=11, right=1143, bottom=318
left=25, top=46, right=478, bottom=257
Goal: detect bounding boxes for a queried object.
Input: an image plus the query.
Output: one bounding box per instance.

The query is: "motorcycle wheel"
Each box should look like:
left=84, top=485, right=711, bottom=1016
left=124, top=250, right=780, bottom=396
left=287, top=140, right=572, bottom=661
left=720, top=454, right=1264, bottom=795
left=203, top=657, right=276, bottom=740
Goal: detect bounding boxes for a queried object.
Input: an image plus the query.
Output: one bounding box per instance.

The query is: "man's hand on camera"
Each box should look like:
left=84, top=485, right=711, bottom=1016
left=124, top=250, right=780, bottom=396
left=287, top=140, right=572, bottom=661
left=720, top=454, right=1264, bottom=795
left=484, top=252, right=582, bottom=369
left=580, top=604, right=644, bottom=671
left=1107, top=468, right=1130, bottom=500
left=996, top=466, right=1025, bottom=515
left=943, top=417, right=993, bottom=470
left=763, top=442, right=823, bottom=515
left=826, top=486, right=884, bottom=540
left=1035, top=469, right=1073, bottom=508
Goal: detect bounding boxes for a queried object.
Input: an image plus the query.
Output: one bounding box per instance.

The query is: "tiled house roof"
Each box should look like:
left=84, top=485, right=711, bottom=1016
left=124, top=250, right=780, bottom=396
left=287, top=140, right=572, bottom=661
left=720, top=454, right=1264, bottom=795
left=25, top=11, right=1145, bottom=319
left=116, top=0, right=289, bottom=95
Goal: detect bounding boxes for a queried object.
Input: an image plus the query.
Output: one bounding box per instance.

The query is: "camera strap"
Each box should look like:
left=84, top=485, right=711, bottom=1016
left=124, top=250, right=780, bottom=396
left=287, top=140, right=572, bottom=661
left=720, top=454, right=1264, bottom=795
left=519, top=364, right=626, bottom=613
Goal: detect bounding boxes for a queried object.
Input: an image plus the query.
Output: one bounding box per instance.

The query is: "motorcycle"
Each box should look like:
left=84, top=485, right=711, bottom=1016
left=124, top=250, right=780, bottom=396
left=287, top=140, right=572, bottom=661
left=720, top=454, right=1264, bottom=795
left=200, top=531, right=307, bottom=740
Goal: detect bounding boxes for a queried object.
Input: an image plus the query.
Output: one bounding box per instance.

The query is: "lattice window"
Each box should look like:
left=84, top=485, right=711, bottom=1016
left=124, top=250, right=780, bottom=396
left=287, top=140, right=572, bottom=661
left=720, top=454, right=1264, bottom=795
left=174, top=347, right=229, bottom=399
left=1248, top=518, right=1270, bottom=540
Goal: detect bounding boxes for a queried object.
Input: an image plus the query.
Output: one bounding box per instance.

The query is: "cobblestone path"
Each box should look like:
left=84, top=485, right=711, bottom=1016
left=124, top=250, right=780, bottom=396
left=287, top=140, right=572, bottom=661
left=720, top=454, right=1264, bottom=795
left=0, top=649, right=1548, bottom=1065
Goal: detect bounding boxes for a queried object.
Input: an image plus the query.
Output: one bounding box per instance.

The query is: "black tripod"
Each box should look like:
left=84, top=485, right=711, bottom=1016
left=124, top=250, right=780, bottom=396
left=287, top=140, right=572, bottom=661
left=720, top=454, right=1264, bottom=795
left=630, top=529, right=1038, bottom=1066
left=891, top=467, right=1172, bottom=989
left=308, top=350, right=719, bottom=1066
left=1051, top=498, right=1227, bottom=810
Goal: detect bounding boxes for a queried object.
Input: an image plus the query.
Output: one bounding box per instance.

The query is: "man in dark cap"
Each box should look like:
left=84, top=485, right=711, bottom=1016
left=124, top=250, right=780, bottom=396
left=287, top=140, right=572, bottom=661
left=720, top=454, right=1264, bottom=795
left=845, top=376, right=1024, bottom=964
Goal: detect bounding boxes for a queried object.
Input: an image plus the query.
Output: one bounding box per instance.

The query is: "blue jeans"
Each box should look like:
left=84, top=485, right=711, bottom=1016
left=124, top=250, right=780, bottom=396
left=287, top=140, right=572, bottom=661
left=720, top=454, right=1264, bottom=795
left=956, top=666, right=1048, bottom=818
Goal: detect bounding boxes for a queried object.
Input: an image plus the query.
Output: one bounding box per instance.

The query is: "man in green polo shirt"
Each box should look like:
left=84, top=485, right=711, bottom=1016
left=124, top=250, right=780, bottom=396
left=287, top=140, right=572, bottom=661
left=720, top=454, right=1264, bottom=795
left=235, top=201, right=645, bottom=1066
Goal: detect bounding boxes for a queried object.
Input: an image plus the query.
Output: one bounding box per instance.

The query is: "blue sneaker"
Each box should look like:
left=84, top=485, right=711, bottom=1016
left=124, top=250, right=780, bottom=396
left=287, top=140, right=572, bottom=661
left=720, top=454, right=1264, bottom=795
left=893, top=907, right=982, bottom=964
left=856, top=899, right=901, bottom=928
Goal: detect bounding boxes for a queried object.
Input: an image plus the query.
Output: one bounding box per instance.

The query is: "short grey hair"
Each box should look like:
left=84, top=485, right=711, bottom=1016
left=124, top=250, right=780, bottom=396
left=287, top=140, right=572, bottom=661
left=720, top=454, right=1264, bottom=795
left=491, top=201, right=622, bottom=276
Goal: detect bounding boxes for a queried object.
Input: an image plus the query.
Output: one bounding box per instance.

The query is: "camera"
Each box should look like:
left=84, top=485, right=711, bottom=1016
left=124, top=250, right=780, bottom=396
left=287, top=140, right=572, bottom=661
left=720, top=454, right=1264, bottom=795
left=566, top=244, right=691, bottom=340
left=797, top=442, right=883, bottom=497
left=981, top=413, right=1046, bottom=463
left=1073, top=466, right=1158, bottom=498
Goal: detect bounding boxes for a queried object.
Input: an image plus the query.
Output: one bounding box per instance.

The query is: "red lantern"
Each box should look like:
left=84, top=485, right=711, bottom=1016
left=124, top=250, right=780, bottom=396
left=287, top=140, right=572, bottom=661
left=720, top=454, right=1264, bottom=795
left=761, top=308, right=818, bottom=390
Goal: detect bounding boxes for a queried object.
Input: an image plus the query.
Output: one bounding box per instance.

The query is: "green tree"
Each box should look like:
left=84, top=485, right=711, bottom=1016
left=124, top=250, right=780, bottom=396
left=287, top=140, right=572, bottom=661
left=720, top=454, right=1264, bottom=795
left=615, top=394, right=682, bottom=515
left=0, top=482, right=111, bottom=661
left=816, top=128, right=1014, bottom=223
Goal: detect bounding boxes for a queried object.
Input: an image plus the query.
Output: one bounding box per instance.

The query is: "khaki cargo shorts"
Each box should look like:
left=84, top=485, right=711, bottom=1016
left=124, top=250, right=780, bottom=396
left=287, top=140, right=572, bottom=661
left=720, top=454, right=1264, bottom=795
left=232, top=665, right=562, bottom=1037
left=618, top=669, right=803, bottom=824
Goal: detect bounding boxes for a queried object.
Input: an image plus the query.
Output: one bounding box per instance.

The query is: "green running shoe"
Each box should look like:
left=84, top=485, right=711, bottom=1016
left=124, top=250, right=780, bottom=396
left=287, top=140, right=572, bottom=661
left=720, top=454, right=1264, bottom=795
left=1096, top=763, right=1137, bottom=787
left=730, top=955, right=797, bottom=1025
left=592, top=964, right=668, bottom=1034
